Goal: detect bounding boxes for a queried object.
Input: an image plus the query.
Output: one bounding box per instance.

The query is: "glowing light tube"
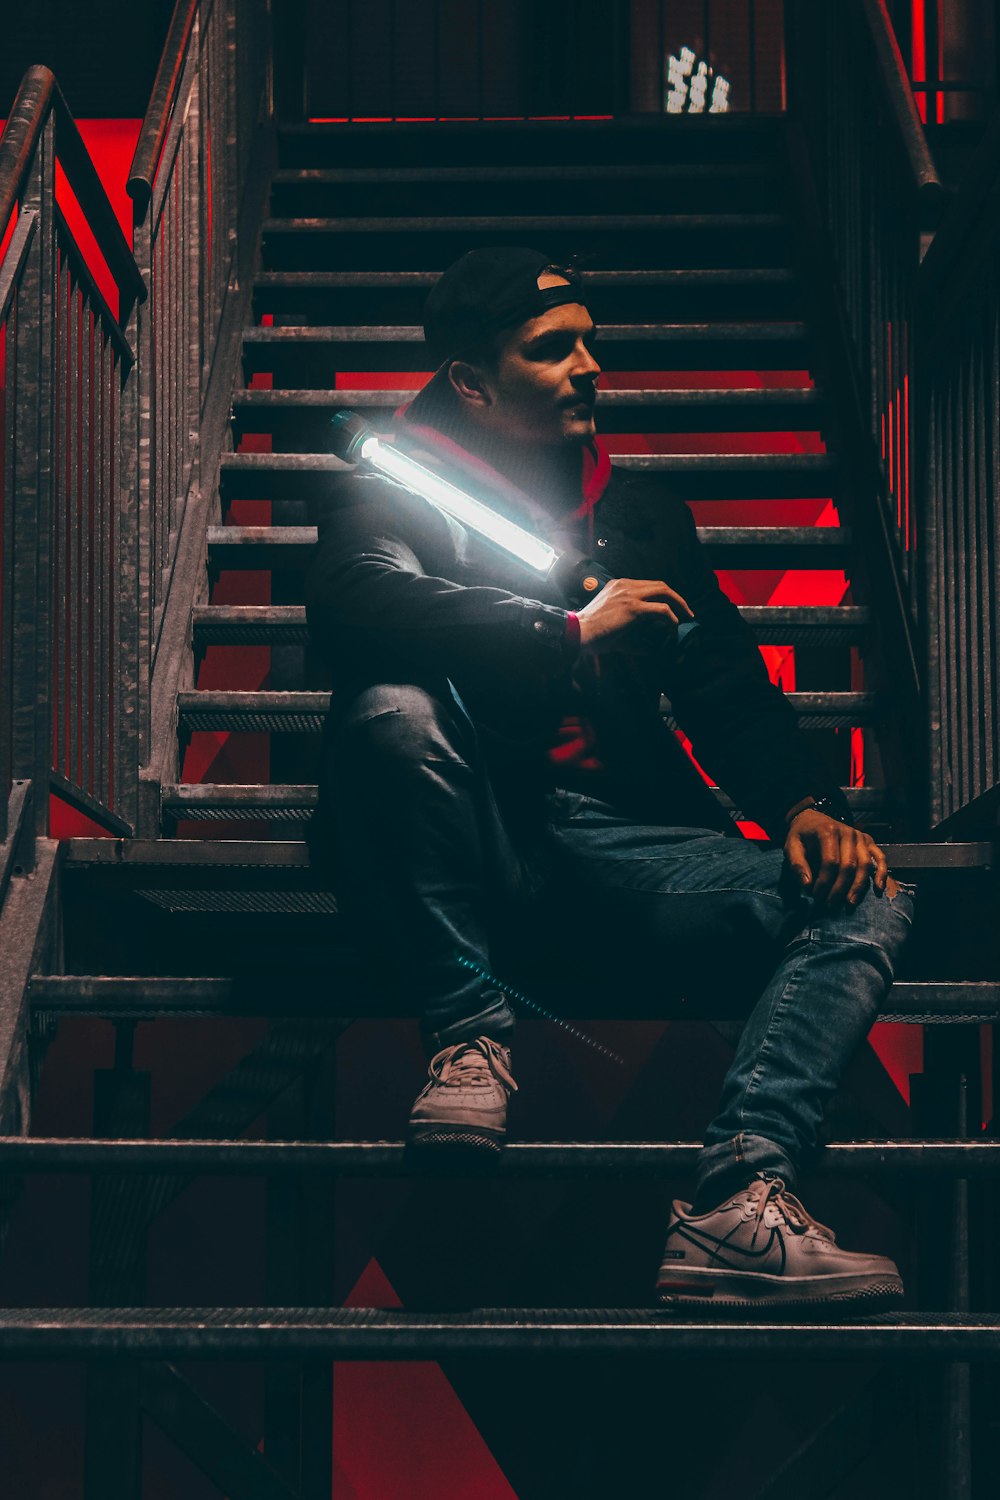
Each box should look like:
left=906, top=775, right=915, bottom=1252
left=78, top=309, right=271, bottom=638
left=358, top=434, right=559, bottom=577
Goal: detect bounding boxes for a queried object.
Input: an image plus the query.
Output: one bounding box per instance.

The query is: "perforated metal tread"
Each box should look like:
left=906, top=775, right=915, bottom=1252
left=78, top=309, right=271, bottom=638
left=219, top=450, right=837, bottom=502
left=271, top=164, right=783, bottom=185
left=241, top=322, right=812, bottom=375
left=241, top=321, right=809, bottom=343
left=59, top=839, right=996, bottom=870
left=254, top=268, right=797, bottom=287
left=262, top=213, right=788, bottom=233
left=176, top=689, right=876, bottom=733
left=251, top=267, right=801, bottom=320
left=4, top=1137, right=999, bottom=1177
left=161, top=782, right=885, bottom=825
left=28, top=976, right=1000, bottom=1024
left=1, top=1306, right=999, bottom=1359
left=206, top=525, right=853, bottom=572
left=234, top=386, right=826, bottom=440
left=191, top=604, right=869, bottom=649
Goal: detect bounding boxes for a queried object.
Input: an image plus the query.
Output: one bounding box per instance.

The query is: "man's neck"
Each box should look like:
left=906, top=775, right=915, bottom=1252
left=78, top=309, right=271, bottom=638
left=455, top=419, right=584, bottom=516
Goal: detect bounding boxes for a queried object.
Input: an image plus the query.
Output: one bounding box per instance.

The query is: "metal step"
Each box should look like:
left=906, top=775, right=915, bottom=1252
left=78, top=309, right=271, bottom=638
left=64, top=840, right=994, bottom=873
left=269, top=162, right=786, bottom=220
left=206, top=524, right=853, bottom=574
left=2, top=1306, right=999, bottom=1360
left=161, top=781, right=884, bottom=828
left=176, top=689, right=875, bottom=735
left=241, top=321, right=812, bottom=379
left=276, top=114, right=786, bottom=170
left=260, top=214, right=790, bottom=272
left=252, top=267, right=802, bottom=324
left=232, top=385, right=826, bottom=444
left=191, top=604, right=868, bottom=650
left=219, top=450, right=836, bottom=503
left=28, top=974, right=1000, bottom=1024
left=1, top=1136, right=997, bottom=1178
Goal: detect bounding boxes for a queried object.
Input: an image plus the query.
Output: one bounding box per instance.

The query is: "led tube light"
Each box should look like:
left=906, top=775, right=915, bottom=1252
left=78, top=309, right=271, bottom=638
left=358, top=434, right=559, bottom=576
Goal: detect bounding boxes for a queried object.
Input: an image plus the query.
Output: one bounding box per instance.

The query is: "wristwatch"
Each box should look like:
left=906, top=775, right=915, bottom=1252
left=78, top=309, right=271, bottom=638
left=803, top=792, right=856, bottom=828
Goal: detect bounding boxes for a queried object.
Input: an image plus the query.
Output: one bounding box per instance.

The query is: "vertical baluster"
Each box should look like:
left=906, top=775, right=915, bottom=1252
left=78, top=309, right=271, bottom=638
left=116, top=319, right=140, bottom=829
left=79, top=293, right=93, bottom=796
left=970, top=331, right=988, bottom=796
left=37, top=117, right=57, bottom=837
left=0, top=307, right=11, bottom=835
left=959, top=351, right=975, bottom=809
left=657, top=0, right=664, bottom=114
left=94, top=327, right=107, bottom=806
left=989, top=294, right=1000, bottom=795
left=157, top=217, right=167, bottom=616
left=108, top=353, right=119, bottom=808
left=183, top=103, right=198, bottom=512
left=153, top=222, right=162, bottom=627
left=748, top=0, right=756, bottom=113
left=66, top=268, right=79, bottom=791
left=951, top=364, right=965, bottom=817
left=169, top=171, right=179, bottom=547
left=54, top=246, right=68, bottom=778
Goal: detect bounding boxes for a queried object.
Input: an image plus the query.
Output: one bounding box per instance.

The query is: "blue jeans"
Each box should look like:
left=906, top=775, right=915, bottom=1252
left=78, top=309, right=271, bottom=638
left=326, top=677, right=916, bottom=1202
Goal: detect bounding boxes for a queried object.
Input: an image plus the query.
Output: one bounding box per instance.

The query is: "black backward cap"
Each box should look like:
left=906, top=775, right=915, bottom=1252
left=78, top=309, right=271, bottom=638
left=422, top=246, right=587, bottom=366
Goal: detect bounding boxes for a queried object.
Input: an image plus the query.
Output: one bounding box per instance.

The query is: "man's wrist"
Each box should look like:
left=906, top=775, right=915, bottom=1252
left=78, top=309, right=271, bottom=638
left=784, top=796, right=816, bottom=827
left=785, top=792, right=855, bottom=829
left=564, top=610, right=582, bottom=661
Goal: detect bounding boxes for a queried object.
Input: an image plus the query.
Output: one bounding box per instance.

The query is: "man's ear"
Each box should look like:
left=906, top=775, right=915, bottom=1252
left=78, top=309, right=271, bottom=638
left=448, top=359, right=492, bottom=409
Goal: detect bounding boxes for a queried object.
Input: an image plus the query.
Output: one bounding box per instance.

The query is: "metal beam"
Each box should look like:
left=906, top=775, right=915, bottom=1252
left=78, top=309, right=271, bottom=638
left=140, top=1362, right=299, bottom=1500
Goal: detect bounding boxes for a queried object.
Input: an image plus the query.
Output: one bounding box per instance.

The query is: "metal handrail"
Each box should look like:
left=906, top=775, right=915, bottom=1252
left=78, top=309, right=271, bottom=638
left=0, top=66, right=145, bottom=316
left=918, top=104, right=1000, bottom=293
left=0, top=65, right=144, bottom=844
left=125, top=0, right=199, bottom=204
left=861, top=0, right=944, bottom=206
left=913, top=104, right=1000, bottom=832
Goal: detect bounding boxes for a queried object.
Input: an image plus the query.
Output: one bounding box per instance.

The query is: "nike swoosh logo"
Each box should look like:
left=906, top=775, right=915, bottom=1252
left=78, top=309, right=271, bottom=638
left=670, top=1221, right=787, bottom=1274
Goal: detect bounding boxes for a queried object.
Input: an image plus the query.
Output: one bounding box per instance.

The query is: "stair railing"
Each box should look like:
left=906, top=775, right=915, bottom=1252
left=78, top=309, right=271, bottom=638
left=0, top=66, right=147, bottom=854
left=917, top=109, right=1000, bottom=834
left=788, top=0, right=1000, bottom=837
left=784, top=0, right=945, bottom=827
left=0, top=0, right=270, bottom=856
left=127, top=0, right=271, bottom=776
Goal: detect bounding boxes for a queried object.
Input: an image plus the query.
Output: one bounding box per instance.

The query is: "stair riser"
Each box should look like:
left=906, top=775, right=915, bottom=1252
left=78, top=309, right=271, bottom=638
left=220, top=462, right=836, bottom=504
left=232, top=401, right=826, bottom=448
left=206, top=527, right=852, bottom=576
left=243, top=334, right=813, bottom=382
left=177, top=707, right=874, bottom=736
left=254, top=279, right=803, bottom=324
left=261, top=222, right=791, bottom=272
left=269, top=174, right=786, bottom=220
left=193, top=621, right=867, bottom=651
left=276, top=121, right=785, bottom=171
left=210, top=545, right=850, bottom=575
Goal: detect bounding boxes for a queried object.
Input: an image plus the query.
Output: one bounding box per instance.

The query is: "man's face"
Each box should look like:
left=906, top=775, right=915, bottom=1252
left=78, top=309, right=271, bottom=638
left=456, top=273, right=602, bottom=447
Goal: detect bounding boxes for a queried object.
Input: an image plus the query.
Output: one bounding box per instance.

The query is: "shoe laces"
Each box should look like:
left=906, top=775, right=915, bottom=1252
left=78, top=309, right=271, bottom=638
left=427, top=1036, right=518, bottom=1093
left=745, top=1175, right=835, bottom=1247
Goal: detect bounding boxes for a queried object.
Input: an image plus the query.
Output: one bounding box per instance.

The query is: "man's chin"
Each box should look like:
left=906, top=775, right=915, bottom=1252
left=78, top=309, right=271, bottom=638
left=561, top=412, right=597, bottom=442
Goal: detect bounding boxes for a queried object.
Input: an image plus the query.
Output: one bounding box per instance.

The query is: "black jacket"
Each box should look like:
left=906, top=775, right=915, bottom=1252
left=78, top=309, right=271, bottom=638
left=305, top=414, right=847, bottom=858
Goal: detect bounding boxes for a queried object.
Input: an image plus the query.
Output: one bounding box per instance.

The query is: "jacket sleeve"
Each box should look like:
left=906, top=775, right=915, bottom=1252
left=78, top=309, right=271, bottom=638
left=305, top=479, right=581, bottom=720
left=654, top=500, right=848, bottom=840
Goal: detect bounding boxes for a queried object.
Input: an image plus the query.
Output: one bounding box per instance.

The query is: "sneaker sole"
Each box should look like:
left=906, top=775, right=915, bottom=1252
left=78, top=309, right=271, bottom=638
left=656, top=1270, right=904, bottom=1311
left=408, top=1124, right=506, bottom=1154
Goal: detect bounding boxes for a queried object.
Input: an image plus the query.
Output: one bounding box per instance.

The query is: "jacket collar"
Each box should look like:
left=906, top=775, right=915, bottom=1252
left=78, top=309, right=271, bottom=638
left=391, top=398, right=612, bottom=530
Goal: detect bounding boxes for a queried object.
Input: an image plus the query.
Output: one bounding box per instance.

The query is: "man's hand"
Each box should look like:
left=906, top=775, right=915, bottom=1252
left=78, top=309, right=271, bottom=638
left=784, top=807, right=899, bottom=908
left=576, top=577, right=694, bottom=657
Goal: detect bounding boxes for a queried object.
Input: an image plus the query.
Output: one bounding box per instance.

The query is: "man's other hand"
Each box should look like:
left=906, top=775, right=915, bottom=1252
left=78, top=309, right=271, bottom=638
left=576, top=577, right=694, bottom=656
left=784, top=808, right=899, bottom=908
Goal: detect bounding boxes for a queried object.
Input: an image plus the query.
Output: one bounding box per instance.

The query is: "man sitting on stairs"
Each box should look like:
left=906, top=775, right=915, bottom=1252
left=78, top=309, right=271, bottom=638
left=305, top=246, right=917, bottom=1311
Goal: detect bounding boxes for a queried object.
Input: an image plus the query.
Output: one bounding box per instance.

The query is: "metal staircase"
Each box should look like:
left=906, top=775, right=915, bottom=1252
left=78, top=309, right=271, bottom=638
left=2, top=2, right=1000, bottom=1496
